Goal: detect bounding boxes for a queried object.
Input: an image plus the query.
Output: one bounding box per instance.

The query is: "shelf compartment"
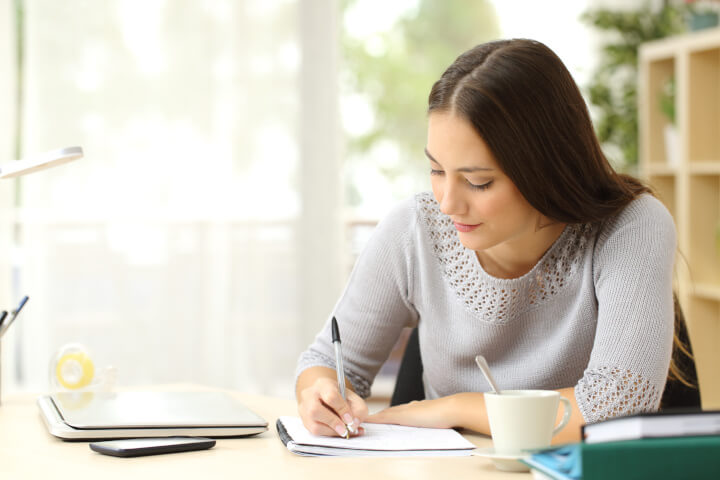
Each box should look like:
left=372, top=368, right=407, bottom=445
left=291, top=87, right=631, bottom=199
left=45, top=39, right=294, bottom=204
left=643, top=58, right=676, bottom=166
left=688, top=47, right=720, bottom=165
left=687, top=175, right=720, bottom=286
left=647, top=174, right=677, bottom=220
left=686, top=296, right=720, bottom=409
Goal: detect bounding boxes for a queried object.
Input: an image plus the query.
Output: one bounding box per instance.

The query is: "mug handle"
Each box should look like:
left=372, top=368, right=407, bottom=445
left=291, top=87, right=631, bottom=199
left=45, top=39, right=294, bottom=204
left=552, top=397, right=572, bottom=436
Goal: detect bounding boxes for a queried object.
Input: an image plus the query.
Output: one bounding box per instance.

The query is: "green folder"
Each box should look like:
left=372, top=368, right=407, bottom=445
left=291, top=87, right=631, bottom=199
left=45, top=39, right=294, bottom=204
left=582, top=435, right=720, bottom=480
left=522, top=435, right=720, bottom=480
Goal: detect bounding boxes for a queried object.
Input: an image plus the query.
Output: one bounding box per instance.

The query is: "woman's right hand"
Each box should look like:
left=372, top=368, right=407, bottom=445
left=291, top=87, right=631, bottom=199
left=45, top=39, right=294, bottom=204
left=297, top=373, right=369, bottom=437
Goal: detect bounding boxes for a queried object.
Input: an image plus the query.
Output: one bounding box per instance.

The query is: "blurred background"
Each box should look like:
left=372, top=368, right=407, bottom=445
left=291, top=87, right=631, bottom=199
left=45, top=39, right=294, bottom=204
left=0, top=0, right=699, bottom=400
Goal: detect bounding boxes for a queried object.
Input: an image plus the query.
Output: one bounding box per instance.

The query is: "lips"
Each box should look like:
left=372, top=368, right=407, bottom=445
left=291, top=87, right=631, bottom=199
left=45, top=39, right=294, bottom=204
left=453, top=222, right=482, bottom=233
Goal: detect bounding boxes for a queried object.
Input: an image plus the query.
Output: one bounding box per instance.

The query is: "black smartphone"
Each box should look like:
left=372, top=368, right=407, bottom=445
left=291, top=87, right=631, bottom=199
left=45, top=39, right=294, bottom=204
left=89, top=437, right=216, bottom=457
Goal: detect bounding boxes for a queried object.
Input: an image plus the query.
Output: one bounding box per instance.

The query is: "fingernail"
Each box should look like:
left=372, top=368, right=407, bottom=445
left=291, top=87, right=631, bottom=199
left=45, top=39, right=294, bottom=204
left=354, top=418, right=361, bottom=427
left=335, top=424, right=348, bottom=437
left=342, top=414, right=357, bottom=434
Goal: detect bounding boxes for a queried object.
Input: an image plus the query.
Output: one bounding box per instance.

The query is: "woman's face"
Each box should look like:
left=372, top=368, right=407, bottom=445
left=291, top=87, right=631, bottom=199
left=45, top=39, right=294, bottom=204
left=427, top=112, right=541, bottom=253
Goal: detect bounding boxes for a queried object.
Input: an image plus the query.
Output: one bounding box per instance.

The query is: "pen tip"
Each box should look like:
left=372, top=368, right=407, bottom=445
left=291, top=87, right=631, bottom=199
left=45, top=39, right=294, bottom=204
left=331, top=317, right=340, bottom=343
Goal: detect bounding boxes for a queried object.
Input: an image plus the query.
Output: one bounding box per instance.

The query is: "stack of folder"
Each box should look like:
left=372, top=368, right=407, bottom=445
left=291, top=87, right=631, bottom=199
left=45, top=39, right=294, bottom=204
left=520, top=410, right=720, bottom=479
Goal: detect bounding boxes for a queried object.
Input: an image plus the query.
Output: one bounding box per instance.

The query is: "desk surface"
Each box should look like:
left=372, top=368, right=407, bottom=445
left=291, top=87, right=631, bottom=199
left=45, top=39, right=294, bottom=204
left=0, top=386, right=531, bottom=479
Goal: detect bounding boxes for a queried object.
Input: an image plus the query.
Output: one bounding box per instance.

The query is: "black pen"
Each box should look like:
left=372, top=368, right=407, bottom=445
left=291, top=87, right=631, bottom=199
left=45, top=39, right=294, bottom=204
left=0, top=310, right=7, bottom=329
left=331, top=317, right=356, bottom=438
left=0, top=295, right=28, bottom=337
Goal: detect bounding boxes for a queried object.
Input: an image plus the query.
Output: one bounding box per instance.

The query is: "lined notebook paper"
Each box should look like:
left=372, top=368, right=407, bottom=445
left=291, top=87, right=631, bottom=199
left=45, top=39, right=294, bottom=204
left=276, top=416, right=476, bottom=457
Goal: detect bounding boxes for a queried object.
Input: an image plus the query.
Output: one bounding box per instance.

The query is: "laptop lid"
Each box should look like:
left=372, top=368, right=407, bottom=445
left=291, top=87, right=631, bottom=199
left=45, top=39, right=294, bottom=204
left=37, top=391, right=268, bottom=440
left=52, top=391, right=267, bottom=429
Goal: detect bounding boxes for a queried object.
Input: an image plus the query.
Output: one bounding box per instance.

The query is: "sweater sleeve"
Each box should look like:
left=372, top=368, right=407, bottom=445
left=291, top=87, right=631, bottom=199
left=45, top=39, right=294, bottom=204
left=295, top=198, right=420, bottom=398
left=575, top=195, right=676, bottom=424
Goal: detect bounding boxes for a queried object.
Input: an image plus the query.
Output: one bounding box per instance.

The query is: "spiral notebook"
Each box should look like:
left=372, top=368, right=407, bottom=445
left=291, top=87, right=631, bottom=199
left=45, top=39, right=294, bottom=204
left=276, top=416, right=475, bottom=457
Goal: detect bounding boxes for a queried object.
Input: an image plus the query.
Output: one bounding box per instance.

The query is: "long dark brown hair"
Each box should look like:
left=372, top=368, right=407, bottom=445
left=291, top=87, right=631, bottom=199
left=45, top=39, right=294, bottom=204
left=428, top=39, right=696, bottom=394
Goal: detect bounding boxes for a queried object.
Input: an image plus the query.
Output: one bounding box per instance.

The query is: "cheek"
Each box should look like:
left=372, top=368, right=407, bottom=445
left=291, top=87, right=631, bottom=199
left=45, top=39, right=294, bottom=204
left=469, top=190, right=505, bottom=219
left=471, top=183, right=531, bottom=222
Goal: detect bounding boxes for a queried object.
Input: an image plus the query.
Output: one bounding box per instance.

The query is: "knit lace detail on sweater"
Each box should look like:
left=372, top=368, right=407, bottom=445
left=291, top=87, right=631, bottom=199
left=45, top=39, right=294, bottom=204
left=417, top=192, right=593, bottom=323
left=576, top=367, right=661, bottom=424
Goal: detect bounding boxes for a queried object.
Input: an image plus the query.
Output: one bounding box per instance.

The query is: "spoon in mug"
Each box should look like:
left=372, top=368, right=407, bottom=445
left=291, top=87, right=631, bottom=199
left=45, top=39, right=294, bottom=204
left=475, top=355, right=502, bottom=394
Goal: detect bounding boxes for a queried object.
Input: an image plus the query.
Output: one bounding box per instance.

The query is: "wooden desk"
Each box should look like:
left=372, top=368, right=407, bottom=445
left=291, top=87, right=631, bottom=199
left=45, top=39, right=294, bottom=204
left=0, top=388, right=531, bottom=479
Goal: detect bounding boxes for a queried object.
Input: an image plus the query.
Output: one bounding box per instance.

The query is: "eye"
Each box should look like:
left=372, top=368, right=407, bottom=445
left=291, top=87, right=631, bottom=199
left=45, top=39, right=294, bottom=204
left=468, top=180, right=493, bottom=191
left=430, top=169, right=444, bottom=176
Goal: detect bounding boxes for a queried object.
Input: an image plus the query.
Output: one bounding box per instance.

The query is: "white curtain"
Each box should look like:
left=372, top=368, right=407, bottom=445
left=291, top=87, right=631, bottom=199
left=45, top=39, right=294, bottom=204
left=2, top=0, right=343, bottom=398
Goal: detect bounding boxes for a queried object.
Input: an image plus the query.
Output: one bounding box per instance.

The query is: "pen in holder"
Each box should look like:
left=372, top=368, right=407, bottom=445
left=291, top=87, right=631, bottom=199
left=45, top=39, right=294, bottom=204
left=0, top=296, right=30, bottom=406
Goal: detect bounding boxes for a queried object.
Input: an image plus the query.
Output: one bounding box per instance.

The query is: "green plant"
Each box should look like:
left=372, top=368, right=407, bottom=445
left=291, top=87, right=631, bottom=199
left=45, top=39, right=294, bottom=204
left=341, top=0, right=500, bottom=207
left=582, top=2, right=686, bottom=171
left=659, top=76, right=676, bottom=125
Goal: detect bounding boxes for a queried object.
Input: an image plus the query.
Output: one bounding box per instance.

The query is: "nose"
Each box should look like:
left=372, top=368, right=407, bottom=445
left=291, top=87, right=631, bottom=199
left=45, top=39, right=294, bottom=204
left=438, top=180, right=467, bottom=217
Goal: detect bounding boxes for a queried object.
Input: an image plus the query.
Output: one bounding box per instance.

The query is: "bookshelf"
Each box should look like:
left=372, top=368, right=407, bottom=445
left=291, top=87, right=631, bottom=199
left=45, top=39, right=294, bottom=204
left=639, top=28, right=720, bottom=409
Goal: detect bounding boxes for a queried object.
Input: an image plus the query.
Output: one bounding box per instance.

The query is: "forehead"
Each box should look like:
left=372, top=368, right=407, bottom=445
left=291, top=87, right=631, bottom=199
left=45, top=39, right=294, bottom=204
left=427, top=112, right=498, bottom=168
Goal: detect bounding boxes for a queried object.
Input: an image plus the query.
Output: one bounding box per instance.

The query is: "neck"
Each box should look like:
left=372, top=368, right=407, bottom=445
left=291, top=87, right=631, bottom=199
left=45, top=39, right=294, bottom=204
left=476, top=222, right=567, bottom=279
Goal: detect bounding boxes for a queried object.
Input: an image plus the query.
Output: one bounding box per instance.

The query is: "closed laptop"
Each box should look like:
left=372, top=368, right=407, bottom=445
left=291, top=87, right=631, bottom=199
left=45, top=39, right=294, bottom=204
left=38, top=391, right=268, bottom=440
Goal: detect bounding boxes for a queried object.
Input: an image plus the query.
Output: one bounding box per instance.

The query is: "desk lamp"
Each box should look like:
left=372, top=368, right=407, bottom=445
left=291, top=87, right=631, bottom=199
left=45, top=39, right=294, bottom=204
left=0, top=145, right=83, bottom=179
left=0, top=145, right=83, bottom=404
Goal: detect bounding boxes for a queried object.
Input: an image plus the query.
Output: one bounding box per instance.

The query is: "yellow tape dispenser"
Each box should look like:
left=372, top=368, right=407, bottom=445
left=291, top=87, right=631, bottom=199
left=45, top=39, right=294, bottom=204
left=50, top=343, right=116, bottom=394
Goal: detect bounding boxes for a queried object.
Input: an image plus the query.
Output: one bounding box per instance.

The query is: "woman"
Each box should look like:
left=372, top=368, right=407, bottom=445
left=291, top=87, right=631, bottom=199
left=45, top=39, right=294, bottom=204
left=295, top=39, right=676, bottom=443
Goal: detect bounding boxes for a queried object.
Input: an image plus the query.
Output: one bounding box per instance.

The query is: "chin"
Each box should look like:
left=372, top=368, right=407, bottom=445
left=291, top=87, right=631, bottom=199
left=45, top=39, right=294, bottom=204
left=455, top=231, right=496, bottom=252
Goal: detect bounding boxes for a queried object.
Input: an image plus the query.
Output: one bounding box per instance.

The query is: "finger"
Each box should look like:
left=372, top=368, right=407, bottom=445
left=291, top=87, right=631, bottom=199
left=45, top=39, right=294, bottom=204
left=304, top=421, right=341, bottom=437
left=346, top=392, right=369, bottom=426
left=298, top=382, right=352, bottom=437
left=305, top=399, right=351, bottom=437
left=319, top=389, right=358, bottom=434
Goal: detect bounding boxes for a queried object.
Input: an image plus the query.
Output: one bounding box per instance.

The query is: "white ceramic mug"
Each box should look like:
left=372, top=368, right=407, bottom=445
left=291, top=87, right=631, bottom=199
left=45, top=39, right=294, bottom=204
left=484, top=389, right=571, bottom=456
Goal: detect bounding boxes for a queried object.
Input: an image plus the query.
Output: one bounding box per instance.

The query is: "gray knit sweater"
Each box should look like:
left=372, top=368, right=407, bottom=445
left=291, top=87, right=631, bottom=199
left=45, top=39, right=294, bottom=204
left=297, top=192, right=676, bottom=424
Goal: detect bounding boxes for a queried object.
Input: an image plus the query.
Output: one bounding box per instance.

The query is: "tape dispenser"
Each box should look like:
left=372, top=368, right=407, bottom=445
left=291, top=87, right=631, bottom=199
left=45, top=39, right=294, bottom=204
left=49, top=343, right=116, bottom=393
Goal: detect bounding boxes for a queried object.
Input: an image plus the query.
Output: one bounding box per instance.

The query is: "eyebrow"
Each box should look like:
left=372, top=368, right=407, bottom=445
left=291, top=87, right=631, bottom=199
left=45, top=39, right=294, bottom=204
left=424, top=148, right=494, bottom=172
